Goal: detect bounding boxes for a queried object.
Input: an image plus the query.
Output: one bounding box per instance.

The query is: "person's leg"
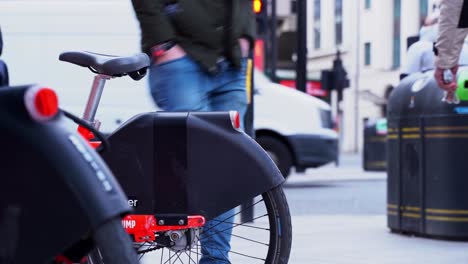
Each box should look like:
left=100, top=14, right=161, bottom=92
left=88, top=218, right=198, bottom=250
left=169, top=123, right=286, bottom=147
left=199, top=59, right=249, bottom=264
left=148, top=56, right=210, bottom=111
left=210, top=59, right=249, bottom=127
left=200, top=210, right=235, bottom=263
left=150, top=56, right=236, bottom=262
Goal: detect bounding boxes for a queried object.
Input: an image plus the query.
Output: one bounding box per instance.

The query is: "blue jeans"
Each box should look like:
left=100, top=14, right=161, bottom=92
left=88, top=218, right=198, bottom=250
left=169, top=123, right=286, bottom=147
left=149, top=56, right=248, bottom=263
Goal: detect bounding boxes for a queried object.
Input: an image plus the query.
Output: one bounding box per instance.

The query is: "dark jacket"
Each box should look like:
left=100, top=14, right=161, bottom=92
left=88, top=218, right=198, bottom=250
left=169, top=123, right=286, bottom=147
left=0, top=25, right=3, bottom=56
left=0, top=26, right=8, bottom=86
left=0, top=60, right=8, bottom=86
left=131, top=0, right=255, bottom=73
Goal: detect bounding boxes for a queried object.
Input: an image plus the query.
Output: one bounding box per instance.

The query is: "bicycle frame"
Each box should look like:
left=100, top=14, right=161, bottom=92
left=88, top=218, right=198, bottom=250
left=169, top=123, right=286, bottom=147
left=76, top=69, right=285, bottom=242
left=76, top=74, right=207, bottom=242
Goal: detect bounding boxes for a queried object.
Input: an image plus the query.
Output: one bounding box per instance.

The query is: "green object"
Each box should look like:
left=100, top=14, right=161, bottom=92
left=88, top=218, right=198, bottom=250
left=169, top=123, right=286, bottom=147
left=376, top=118, right=387, bottom=135
left=456, top=70, right=468, bottom=101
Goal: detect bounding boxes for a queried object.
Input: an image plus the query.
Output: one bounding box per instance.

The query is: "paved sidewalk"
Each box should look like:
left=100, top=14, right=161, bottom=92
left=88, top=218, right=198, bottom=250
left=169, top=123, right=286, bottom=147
left=283, top=152, right=468, bottom=264
left=290, top=215, right=468, bottom=264
left=141, top=153, right=468, bottom=263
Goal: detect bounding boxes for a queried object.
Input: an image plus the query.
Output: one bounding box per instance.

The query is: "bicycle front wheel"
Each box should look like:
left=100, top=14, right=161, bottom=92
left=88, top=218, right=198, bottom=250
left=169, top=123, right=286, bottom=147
left=138, top=185, right=292, bottom=264
left=86, top=218, right=139, bottom=264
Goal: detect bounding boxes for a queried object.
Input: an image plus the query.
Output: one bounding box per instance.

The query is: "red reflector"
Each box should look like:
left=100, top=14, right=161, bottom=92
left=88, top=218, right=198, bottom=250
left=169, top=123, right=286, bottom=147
left=229, top=111, right=241, bottom=130
left=24, top=86, right=59, bottom=121
left=34, top=88, right=58, bottom=117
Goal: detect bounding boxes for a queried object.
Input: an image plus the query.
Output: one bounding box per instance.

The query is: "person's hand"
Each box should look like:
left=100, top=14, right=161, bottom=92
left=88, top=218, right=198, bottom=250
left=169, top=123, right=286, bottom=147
left=434, top=65, right=458, bottom=92
left=238, top=38, right=250, bottom=58
left=153, top=44, right=186, bottom=65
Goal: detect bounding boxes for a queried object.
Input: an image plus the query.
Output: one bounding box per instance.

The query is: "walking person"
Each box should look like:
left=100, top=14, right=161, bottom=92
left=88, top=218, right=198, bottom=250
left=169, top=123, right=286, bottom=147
left=131, top=1, right=255, bottom=263
left=434, top=0, right=468, bottom=93
left=0, top=26, right=9, bottom=86
left=401, top=18, right=438, bottom=79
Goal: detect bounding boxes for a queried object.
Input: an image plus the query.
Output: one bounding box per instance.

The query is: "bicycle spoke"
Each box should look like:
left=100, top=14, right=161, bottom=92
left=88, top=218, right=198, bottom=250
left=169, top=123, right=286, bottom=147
left=183, top=250, right=198, bottom=264
left=209, top=218, right=270, bottom=231
left=173, top=251, right=183, bottom=264
left=191, top=243, right=228, bottom=262
left=162, top=250, right=179, bottom=264
left=200, top=241, right=230, bottom=261
left=187, top=248, right=230, bottom=263
left=230, top=232, right=269, bottom=246
left=200, top=245, right=266, bottom=262
left=134, top=188, right=290, bottom=264
left=200, top=213, right=269, bottom=242
left=201, top=199, right=264, bottom=233
left=135, top=241, right=148, bottom=252
left=198, top=225, right=269, bottom=247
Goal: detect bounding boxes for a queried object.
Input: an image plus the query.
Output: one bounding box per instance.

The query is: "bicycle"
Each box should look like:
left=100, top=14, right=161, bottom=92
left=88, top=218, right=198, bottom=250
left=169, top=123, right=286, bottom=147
left=58, top=50, right=293, bottom=263
left=0, top=85, right=139, bottom=263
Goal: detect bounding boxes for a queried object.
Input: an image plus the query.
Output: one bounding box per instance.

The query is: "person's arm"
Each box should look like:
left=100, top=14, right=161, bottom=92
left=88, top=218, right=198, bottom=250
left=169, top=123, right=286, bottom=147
left=238, top=0, right=256, bottom=57
left=435, top=0, right=468, bottom=69
left=131, top=0, right=177, bottom=54
left=131, top=0, right=186, bottom=64
left=434, top=0, right=468, bottom=91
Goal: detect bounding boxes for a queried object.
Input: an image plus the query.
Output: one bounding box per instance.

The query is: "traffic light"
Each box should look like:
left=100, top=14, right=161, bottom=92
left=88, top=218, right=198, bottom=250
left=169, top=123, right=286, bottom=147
left=320, top=70, right=334, bottom=91
left=253, top=0, right=263, bottom=14
left=320, top=51, right=350, bottom=102
left=254, top=0, right=268, bottom=35
left=332, top=53, right=349, bottom=93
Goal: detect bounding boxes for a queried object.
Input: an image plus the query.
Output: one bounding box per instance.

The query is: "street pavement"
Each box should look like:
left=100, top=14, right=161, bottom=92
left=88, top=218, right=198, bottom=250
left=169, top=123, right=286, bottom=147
left=283, top=153, right=468, bottom=264
left=140, top=153, right=468, bottom=263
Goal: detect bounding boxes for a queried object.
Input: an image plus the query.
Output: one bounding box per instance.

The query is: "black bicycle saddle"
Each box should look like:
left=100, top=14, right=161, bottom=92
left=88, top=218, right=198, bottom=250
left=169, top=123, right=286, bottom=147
left=59, top=51, right=150, bottom=80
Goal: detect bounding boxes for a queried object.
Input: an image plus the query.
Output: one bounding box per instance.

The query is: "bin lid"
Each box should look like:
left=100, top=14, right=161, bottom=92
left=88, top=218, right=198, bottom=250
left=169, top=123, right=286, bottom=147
left=387, top=67, right=468, bottom=118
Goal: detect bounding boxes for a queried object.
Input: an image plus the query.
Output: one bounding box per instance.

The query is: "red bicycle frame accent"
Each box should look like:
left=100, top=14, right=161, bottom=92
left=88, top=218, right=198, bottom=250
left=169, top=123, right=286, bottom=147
left=77, top=126, right=102, bottom=149
left=122, top=215, right=205, bottom=243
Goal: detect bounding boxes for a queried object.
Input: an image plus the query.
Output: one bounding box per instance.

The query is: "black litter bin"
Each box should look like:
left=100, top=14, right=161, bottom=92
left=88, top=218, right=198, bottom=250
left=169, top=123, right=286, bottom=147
left=387, top=68, right=468, bottom=239
left=363, top=118, right=387, bottom=171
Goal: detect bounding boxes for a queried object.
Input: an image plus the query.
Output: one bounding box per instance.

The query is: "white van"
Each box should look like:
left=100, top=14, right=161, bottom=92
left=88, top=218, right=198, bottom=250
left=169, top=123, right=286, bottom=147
left=253, top=70, right=338, bottom=176
left=1, top=0, right=338, bottom=177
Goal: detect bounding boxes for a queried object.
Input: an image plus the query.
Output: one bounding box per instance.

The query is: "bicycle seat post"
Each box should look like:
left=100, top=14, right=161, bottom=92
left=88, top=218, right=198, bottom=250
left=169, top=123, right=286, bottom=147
left=82, top=74, right=111, bottom=126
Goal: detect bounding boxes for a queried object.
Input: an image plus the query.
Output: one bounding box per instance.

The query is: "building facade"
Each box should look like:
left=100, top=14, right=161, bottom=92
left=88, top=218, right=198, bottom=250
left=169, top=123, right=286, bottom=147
left=276, top=0, right=436, bottom=152
left=277, top=0, right=437, bottom=151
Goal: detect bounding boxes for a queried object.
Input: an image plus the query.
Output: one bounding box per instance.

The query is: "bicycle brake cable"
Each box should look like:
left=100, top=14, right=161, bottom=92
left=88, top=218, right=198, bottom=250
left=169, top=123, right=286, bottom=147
left=60, top=109, right=110, bottom=153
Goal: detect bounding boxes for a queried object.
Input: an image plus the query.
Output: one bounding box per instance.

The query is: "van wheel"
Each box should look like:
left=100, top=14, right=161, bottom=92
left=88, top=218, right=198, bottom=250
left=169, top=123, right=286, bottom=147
left=256, top=135, right=293, bottom=178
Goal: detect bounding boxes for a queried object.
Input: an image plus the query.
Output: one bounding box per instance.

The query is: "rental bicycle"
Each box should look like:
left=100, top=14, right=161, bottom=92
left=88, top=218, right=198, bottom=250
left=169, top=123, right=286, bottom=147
left=58, top=50, right=293, bottom=264
left=0, top=85, right=139, bottom=263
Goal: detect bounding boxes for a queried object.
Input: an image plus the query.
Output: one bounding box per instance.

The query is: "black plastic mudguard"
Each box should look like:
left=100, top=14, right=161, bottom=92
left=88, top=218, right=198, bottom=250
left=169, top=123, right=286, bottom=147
left=0, top=85, right=131, bottom=263
left=101, top=111, right=285, bottom=220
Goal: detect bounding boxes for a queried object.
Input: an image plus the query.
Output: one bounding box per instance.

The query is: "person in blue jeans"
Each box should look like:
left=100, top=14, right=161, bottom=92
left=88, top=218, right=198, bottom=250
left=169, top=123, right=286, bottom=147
left=150, top=56, right=248, bottom=263
left=131, top=1, right=255, bottom=262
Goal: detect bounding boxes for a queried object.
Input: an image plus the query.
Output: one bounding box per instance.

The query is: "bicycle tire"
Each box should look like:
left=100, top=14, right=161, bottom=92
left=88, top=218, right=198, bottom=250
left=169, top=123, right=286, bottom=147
left=138, top=185, right=292, bottom=264
left=264, top=185, right=292, bottom=264
left=86, top=218, right=139, bottom=264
